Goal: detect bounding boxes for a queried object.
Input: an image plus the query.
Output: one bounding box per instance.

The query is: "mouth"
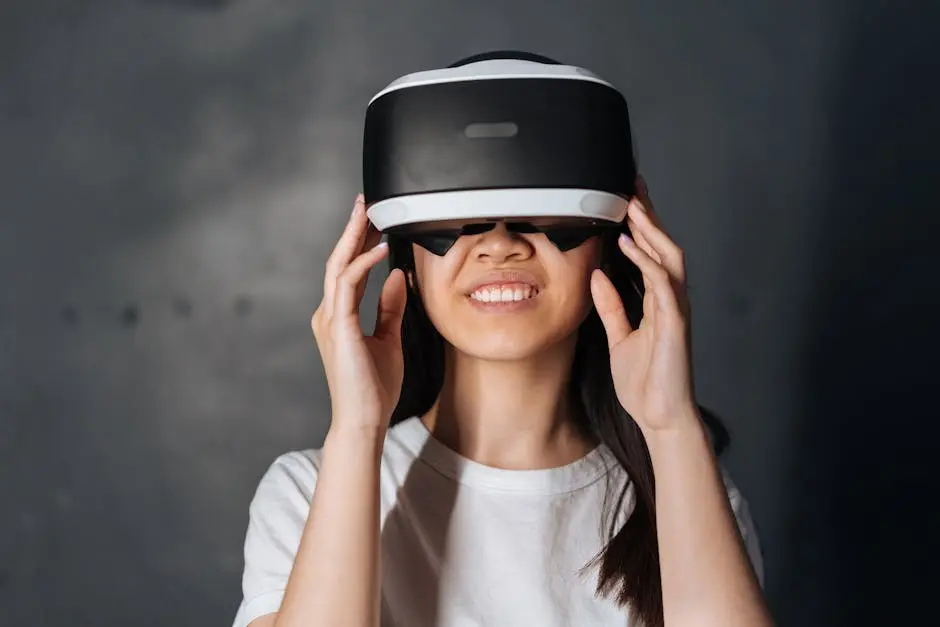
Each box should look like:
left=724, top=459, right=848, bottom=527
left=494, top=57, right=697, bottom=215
left=467, top=282, right=541, bottom=304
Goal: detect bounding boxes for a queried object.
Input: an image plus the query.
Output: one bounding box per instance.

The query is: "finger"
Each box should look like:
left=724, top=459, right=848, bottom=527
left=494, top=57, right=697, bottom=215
left=355, top=225, right=385, bottom=303
left=633, top=175, right=670, bottom=254
left=363, top=221, right=383, bottom=251
left=359, top=212, right=382, bottom=254
left=332, top=242, right=388, bottom=320
left=631, top=175, right=662, bottom=319
left=322, top=194, right=370, bottom=315
left=374, top=268, right=407, bottom=340
left=627, top=204, right=687, bottom=284
left=590, top=269, right=634, bottom=350
left=624, top=214, right=654, bottom=312
left=626, top=199, right=662, bottom=264
left=636, top=174, right=659, bottom=219
left=333, top=242, right=390, bottom=319
left=636, top=254, right=656, bottom=330
left=618, top=233, right=683, bottom=320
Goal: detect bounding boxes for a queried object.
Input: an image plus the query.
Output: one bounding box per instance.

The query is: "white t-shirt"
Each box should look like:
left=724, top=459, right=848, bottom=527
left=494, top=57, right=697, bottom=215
left=233, top=416, right=764, bottom=627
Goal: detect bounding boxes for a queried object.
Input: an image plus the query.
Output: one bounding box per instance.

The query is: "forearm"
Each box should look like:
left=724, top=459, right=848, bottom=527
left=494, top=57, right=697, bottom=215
left=645, top=411, right=772, bottom=627
left=275, top=426, right=385, bottom=627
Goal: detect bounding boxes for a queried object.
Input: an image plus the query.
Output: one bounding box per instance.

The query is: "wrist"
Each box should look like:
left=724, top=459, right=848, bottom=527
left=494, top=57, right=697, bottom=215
left=325, top=422, right=387, bottom=458
left=640, top=407, right=711, bottom=458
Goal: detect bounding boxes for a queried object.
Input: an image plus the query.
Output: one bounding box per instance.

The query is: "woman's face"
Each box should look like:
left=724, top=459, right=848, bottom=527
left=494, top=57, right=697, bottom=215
left=412, top=223, right=603, bottom=361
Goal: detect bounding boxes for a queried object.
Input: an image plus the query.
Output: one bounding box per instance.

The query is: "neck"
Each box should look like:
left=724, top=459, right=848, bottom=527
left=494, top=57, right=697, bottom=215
left=422, top=335, right=595, bottom=470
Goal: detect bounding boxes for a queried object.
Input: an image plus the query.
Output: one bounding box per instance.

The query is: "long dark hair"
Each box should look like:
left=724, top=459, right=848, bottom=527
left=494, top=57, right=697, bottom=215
left=386, top=228, right=729, bottom=627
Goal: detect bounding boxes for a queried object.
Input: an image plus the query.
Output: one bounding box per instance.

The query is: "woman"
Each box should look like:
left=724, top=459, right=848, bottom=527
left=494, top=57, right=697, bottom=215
left=232, top=177, right=772, bottom=626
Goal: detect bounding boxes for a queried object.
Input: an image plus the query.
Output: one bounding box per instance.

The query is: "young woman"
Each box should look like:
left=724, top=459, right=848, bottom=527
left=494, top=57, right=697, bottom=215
left=232, top=177, right=772, bottom=627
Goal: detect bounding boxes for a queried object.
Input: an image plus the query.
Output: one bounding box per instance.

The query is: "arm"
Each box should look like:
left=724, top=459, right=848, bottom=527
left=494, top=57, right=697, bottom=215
left=242, top=194, right=407, bottom=627
left=646, top=412, right=773, bottom=627
left=262, top=428, right=385, bottom=627
left=591, top=176, right=773, bottom=626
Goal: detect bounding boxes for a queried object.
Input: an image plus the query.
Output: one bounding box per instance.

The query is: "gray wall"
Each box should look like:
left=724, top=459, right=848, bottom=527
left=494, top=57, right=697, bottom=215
left=1, top=1, right=936, bottom=625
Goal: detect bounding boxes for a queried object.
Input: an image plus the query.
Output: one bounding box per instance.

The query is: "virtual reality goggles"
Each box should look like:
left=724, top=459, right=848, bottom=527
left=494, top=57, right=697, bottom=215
left=361, top=51, right=637, bottom=255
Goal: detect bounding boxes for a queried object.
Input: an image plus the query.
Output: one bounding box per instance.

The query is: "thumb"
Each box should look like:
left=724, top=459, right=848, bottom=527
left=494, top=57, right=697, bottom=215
left=374, top=269, right=407, bottom=340
left=590, top=268, right=633, bottom=351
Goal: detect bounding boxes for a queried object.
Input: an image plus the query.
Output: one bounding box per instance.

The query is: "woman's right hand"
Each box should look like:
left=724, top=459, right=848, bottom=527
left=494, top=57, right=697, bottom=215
left=311, top=193, right=408, bottom=437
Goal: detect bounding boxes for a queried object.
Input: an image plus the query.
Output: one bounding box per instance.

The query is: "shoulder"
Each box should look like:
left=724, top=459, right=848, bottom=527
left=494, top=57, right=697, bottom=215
left=718, top=468, right=766, bottom=588
left=251, top=449, right=323, bottom=506
left=234, top=450, right=323, bottom=626
left=605, top=460, right=766, bottom=587
left=242, top=449, right=325, bottom=545
left=718, top=468, right=757, bottom=531
left=249, top=418, right=424, bottom=510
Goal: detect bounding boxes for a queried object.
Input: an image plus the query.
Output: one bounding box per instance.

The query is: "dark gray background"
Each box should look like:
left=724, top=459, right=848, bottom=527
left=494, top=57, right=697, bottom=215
left=1, top=1, right=937, bottom=625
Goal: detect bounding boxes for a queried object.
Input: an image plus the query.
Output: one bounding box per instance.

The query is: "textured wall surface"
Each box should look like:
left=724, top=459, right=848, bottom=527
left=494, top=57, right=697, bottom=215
left=1, top=1, right=937, bottom=625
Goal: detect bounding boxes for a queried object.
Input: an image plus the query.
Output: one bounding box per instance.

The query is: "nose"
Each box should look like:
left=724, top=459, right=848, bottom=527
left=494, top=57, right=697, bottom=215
left=471, top=222, right=533, bottom=262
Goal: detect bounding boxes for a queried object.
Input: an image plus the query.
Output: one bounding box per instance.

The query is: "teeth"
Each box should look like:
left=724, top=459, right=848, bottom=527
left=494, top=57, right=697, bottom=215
left=470, top=285, right=537, bottom=303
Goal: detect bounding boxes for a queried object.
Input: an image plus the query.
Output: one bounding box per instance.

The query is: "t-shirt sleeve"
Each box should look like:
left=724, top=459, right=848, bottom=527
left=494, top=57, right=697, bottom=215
left=232, top=451, right=319, bottom=627
left=721, top=470, right=766, bottom=589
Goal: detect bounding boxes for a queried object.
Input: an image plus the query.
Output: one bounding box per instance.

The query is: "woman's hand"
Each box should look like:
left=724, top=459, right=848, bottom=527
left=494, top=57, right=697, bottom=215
left=310, top=194, right=408, bottom=436
left=590, top=176, right=700, bottom=434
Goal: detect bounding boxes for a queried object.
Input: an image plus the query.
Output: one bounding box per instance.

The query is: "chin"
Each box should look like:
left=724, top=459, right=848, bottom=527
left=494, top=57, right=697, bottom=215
left=444, top=320, right=579, bottom=362
left=455, top=334, right=547, bottom=361
left=426, top=297, right=589, bottom=362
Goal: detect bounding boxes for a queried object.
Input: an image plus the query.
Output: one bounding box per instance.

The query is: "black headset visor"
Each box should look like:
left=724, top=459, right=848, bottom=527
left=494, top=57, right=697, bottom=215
left=387, top=217, right=622, bottom=256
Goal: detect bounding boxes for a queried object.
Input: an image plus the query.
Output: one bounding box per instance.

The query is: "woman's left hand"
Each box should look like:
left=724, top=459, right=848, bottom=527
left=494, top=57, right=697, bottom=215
left=590, top=176, right=701, bottom=434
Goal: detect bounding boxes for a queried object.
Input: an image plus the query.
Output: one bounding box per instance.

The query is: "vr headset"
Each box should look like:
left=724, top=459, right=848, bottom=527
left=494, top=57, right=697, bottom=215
left=362, top=51, right=637, bottom=256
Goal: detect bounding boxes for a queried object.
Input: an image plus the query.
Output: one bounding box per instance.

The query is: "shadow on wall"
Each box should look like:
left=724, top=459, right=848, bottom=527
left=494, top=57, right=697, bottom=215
left=781, top=2, right=939, bottom=626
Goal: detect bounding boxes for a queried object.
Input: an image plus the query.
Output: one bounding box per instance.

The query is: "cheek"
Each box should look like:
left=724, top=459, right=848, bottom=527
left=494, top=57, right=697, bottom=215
left=411, top=246, right=460, bottom=316
left=559, top=266, right=598, bottom=323
left=554, top=240, right=602, bottom=304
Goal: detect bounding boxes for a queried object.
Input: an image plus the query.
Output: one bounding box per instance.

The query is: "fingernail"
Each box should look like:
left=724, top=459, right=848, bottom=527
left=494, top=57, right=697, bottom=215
left=619, top=232, right=633, bottom=245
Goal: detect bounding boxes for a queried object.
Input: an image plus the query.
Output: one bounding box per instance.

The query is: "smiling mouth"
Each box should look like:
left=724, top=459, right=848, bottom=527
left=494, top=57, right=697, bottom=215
left=468, top=283, right=540, bottom=303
